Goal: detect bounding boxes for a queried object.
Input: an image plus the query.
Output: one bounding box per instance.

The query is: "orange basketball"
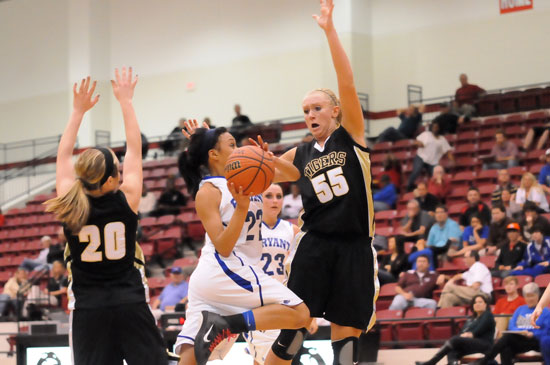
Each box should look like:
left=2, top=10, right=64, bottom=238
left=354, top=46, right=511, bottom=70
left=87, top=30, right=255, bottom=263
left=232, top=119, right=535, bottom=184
left=224, top=146, right=275, bottom=195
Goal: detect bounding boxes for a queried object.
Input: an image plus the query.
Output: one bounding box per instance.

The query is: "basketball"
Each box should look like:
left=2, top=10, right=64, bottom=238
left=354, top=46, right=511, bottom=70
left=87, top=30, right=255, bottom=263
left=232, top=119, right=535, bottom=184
left=224, top=146, right=275, bottom=195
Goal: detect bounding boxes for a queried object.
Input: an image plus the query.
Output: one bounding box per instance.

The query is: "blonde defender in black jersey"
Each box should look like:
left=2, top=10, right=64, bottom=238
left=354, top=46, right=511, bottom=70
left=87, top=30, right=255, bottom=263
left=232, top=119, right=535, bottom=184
left=45, top=68, right=167, bottom=365
left=267, top=1, right=379, bottom=364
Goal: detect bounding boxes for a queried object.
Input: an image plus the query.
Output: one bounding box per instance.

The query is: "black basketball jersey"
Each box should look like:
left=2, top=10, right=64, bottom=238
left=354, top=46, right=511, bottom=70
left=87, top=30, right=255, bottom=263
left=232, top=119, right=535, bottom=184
left=293, top=126, right=375, bottom=237
left=64, top=190, right=147, bottom=309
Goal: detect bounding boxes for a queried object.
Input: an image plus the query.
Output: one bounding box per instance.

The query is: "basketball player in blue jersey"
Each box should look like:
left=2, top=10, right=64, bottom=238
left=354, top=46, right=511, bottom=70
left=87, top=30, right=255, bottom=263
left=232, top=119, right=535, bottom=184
left=45, top=68, right=168, bottom=364
left=262, top=1, right=379, bottom=364
left=175, top=124, right=310, bottom=365
left=244, top=183, right=303, bottom=365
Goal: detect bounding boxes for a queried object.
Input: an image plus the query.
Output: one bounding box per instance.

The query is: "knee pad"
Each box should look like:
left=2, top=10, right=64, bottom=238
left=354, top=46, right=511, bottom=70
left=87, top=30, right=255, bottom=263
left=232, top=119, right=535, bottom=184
left=271, top=328, right=308, bottom=360
left=332, top=336, right=358, bottom=365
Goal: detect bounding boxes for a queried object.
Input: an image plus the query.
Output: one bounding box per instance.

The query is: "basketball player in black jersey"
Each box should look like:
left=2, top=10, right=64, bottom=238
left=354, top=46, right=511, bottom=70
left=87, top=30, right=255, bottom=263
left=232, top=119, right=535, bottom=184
left=45, top=68, right=167, bottom=365
left=265, top=1, right=378, bottom=364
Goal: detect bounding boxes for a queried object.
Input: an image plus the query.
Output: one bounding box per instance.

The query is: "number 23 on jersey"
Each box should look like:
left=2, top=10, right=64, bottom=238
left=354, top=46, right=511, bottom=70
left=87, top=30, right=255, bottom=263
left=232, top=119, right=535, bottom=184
left=79, top=222, right=126, bottom=262
left=311, top=166, right=350, bottom=203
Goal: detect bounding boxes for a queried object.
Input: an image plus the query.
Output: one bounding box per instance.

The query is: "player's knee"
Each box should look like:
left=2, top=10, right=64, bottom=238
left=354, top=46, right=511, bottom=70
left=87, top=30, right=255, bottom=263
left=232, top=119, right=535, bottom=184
left=293, top=303, right=310, bottom=328
left=271, top=328, right=308, bottom=360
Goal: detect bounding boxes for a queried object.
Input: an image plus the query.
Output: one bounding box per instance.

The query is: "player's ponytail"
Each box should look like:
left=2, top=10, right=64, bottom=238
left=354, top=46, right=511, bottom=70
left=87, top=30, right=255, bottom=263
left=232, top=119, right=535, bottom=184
left=178, top=127, right=227, bottom=197
left=45, top=148, right=118, bottom=234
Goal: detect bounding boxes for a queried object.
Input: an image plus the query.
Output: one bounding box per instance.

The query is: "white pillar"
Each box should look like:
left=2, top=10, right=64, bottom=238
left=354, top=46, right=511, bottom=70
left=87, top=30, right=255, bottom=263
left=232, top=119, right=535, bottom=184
left=67, top=0, right=111, bottom=147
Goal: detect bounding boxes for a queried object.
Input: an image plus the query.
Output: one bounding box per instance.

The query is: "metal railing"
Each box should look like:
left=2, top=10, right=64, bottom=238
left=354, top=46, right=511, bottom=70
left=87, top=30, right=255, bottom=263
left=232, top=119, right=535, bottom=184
left=407, top=81, right=550, bottom=106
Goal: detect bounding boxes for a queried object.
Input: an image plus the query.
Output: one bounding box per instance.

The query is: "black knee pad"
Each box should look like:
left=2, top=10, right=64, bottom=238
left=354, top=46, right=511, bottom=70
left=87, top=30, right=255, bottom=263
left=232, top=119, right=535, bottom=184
left=271, top=328, right=308, bottom=360
left=332, top=336, right=358, bottom=365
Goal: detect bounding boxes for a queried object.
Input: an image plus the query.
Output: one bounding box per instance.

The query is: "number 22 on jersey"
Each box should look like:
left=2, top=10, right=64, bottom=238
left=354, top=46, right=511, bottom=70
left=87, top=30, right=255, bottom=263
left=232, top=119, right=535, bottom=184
left=311, top=166, right=350, bottom=203
left=79, top=222, right=126, bottom=262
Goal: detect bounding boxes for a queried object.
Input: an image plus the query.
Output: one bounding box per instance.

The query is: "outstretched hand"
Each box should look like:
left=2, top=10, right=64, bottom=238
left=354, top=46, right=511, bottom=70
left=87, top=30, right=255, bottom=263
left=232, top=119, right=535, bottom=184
left=73, top=77, right=99, bottom=113
left=181, top=119, right=210, bottom=139
left=312, top=0, right=334, bottom=31
left=111, top=67, right=138, bottom=103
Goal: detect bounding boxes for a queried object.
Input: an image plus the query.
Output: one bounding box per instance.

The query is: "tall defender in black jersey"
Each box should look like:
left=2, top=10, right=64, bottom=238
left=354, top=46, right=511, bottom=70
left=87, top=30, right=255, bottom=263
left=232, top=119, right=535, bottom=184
left=45, top=68, right=167, bottom=365
left=266, top=1, right=379, bottom=364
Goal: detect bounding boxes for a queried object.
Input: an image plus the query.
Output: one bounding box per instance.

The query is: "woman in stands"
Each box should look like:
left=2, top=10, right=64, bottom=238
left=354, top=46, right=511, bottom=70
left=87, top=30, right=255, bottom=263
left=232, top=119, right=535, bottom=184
left=244, top=183, right=304, bottom=365
left=515, top=172, right=549, bottom=212
left=45, top=68, right=167, bottom=364
left=416, top=295, right=495, bottom=365
left=262, top=1, right=378, bottom=364
left=175, top=123, right=309, bottom=365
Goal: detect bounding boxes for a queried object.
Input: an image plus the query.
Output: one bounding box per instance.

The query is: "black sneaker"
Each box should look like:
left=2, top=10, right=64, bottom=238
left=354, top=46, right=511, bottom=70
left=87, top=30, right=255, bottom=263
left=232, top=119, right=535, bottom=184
left=194, top=311, right=233, bottom=365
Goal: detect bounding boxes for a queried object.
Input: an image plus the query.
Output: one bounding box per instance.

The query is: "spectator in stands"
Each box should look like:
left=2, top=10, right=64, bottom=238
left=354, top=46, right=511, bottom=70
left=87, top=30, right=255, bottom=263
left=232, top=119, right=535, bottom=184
left=493, top=223, right=527, bottom=278
left=449, top=214, right=489, bottom=258
left=538, top=149, right=550, bottom=194
left=416, top=295, right=495, bottom=365
left=389, top=255, right=437, bottom=310
left=437, top=250, right=493, bottom=308
left=152, top=175, right=187, bottom=217
left=414, top=181, right=439, bottom=214
left=373, top=175, right=397, bottom=212
left=510, top=225, right=550, bottom=277
left=473, top=282, right=550, bottom=365
left=516, top=172, right=549, bottom=212
left=380, top=153, right=401, bottom=189
left=232, top=104, right=252, bottom=128
left=1, top=268, right=29, bottom=317
left=433, top=102, right=465, bottom=135
left=391, top=199, right=434, bottom=251
left=492, top=169, right=518, bottom=206
left=48, top=228, right=65, bottom=264
left=492, top=276, right=526, bottom=334
left=501, top=187, right=522, bottom=220
left=26, top=260, right=68, bottom=309
left=407, top=122, right=454, bottom=192
left=460, top=187, right=492, bottom=228
left=281, top=183, right=303, bottom=219
left=454, top=73, right=485, bottom=118
left=203, top=117, right=215, bottom=129
left=482, top=130, right=519, bottom=170
left=138, top=182, right=157, bottom=218
left=378, top=236, right=409, bottom=285
left=20, top=236, right=52, bottom=272
left=162, top=118, right=187, bottom=156
left=377, top=104, right=424, bottom=143
left=151, top=267, right=189, bottom=318
left=428, top=165, right=451, bottom=204
left=426, top=205, right=462, bottom=267
left=521, top=201, right=550, bottom=241
left=230, top=104, right=253, bottom=141
left=301, top=133, right=314, bottom=144
left=485, top=205, right=512, bottom=255
left=523, top=124, right=550, bottom=151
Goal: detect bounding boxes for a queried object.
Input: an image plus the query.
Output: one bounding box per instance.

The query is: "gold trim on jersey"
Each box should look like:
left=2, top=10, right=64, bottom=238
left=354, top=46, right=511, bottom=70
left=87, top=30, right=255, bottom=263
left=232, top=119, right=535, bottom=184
left=284, top=230, right=306, bottom=283
left=366, top=245, right=380, bottom=332
left=353, top=146, right=375, bottom=238
left=135, top=242, right=150, bottom=303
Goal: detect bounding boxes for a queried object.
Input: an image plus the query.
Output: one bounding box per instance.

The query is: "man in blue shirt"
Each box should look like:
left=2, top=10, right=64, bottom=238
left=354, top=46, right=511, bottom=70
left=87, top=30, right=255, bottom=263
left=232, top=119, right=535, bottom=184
left=473, top=282, right=550, bottom=365
left=423, top=205, right=462, bottom=267
left=151, top=267, right=189, bottom=315
left=539, top=149, right=550, bottom=195
left=373, top=174, right=397, bottom=212
left=377, top=105, right=425, bottom=142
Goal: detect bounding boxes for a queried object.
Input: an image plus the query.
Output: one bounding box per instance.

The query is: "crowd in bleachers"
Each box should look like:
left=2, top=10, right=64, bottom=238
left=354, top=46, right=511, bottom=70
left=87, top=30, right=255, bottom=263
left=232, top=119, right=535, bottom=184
left=373, top=78, right=550, bottom=363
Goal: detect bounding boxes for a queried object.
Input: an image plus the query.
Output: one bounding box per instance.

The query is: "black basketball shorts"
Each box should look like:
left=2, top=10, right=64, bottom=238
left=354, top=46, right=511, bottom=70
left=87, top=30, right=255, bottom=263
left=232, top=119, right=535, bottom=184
left=287, top=232, right=379, bottom=330
left=71, top=302, right=168, bottom=365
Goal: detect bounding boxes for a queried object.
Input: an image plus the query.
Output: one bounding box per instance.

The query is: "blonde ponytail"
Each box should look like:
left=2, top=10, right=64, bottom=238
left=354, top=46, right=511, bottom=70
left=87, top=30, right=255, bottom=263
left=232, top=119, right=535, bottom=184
left=45, top=148, right=113, bottom=234
left=45, top=179, right=90, bottom=233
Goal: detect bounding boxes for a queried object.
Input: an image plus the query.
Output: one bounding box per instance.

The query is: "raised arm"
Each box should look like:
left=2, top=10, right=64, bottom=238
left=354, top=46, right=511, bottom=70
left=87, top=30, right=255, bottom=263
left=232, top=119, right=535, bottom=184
left=314, top=0, right=365, bottom=147
left=56, top=77, right=99, bottom=196
left=114, top=67, right=142, bottom=213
